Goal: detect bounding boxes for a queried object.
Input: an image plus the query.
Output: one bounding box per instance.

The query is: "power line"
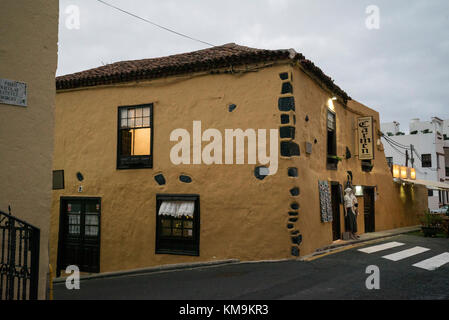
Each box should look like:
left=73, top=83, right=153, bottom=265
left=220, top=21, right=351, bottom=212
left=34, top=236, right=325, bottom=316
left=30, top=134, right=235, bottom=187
left=381, top=134, right=411, bottom=150
left=95, top=0, right=215, bottom=47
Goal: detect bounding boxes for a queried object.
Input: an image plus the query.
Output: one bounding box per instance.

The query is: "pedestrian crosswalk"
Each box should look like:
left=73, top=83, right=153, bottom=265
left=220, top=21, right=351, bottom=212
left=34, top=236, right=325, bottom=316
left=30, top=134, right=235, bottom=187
left=358, top=241, right=449, bottom=271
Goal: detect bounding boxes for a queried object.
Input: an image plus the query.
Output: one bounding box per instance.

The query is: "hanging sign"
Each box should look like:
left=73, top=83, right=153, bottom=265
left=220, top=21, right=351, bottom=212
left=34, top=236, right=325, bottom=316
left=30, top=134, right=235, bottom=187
left=357, top=116, right=374, bottom=160
left=0, top=78, right=27, bottom=107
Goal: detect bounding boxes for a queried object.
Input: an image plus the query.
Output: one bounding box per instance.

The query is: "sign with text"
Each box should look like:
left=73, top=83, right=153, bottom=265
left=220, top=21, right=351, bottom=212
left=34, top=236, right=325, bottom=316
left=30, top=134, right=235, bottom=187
left=357, top=116, right=374, bottom=160
left=0, top=78, right=27, bottom=107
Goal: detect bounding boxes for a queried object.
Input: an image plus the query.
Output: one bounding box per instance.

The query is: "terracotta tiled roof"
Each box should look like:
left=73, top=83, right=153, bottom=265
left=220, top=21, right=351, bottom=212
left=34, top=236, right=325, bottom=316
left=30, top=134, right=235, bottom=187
left=56, top=43, right=351, bottom=101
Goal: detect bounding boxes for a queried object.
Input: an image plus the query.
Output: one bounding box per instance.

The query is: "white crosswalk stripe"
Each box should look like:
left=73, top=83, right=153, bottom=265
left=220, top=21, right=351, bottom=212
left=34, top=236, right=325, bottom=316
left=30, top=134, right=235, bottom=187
left=358, top=241, right=405, bottom=254
left=412, top=252, right=449, bottom=271
left=382, top=246, right=430, bottom=261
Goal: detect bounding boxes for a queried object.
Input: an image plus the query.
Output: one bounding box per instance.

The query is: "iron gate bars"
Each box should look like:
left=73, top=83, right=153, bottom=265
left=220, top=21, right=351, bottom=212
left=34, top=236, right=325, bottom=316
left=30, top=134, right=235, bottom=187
left=0, top=209, right=40, bottom=300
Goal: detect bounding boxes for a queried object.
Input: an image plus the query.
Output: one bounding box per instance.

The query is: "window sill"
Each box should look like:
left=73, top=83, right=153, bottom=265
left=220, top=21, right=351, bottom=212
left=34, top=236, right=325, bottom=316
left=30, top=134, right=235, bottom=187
left=155, top=249, right=199, bottom=257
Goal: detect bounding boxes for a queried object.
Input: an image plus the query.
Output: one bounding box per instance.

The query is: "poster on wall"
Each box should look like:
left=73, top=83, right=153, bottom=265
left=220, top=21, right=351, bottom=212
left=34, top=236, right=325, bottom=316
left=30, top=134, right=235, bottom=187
left=0, top=78, right=27, bottom=107
left=357, top=116, right=374, bottom=160
left=318, top=181, right=333, bottom=223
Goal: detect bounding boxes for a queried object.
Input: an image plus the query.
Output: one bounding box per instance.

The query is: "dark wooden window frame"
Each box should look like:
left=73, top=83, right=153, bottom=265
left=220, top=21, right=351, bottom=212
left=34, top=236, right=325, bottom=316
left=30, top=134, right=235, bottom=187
left=422, top=154, right=432, bottom=168
left=155, top=194, right=200, bottom=256
left=326, top=110, right=338, bottom=170
left=117, top=103, right=154, bottom=170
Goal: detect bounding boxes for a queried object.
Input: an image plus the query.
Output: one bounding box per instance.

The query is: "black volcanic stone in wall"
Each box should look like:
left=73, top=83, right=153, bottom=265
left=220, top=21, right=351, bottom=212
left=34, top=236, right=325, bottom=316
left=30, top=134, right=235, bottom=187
left=281, top=141, right=300, bottom=157
left=281, top=82, right=293, bottom=94
left=288, top=167, right=298, bottom=177
left=292, top=235, right=303, bottom=245
left=287, top=224, right=294, bottom=229
left=280, top=126, right=295, bottom=139
left=281, top=114, right=290, bottom=124
left=228, top=104, right=237, bottom=112
left=154, top=174, right=166, bottom=186
left=291, top=230, right=300, bottom=236
left=289, top=218, right=298, bottom=223
left=179, top=175, right=192, bottom=183
left=289, top=211, right=299, bottom=217
left=290, top=187, right=300, bottom=196
left=279, top=72, right=289, bottom=80
left=291, top=246, right=300, bottom=257
left=278, top=97, right=295, bottom=112
left=291, top=202, right=300, bottom=210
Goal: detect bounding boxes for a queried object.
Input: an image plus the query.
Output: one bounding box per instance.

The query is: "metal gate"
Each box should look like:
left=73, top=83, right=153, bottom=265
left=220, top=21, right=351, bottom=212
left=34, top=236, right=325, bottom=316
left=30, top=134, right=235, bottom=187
left=0, top=208, right=40, bottom=300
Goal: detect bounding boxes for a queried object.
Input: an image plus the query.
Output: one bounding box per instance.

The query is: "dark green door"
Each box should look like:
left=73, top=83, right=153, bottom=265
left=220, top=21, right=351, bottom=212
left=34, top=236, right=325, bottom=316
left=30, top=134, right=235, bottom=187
left=57, top=198, right=101, bottom=276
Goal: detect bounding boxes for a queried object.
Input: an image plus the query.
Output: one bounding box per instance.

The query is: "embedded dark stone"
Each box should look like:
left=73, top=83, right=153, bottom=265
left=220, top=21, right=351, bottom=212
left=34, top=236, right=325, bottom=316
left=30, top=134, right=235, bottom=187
left=280, top=126, right=295, bottom=139
left=281, top=141, right=300, bottom=157
left=254, top=166, right=269, bottom=180
left=305, top=115, right=309, bottom=122
left=76, top=172, right=84, bottom=182
left=291, top=230, right=300, bottom=235
left=154, top=174, right=166, bottom=186
left=228, top=104, right=237, bottom=112
left=346, top=147, right=352, bottom=159
left=281, top=114, right=290, bottom=124
left=281, top=82, right=293, bottom=94
left=278, top=97, right=295, bottom=112
left=179, top=175, right=192, bottom=183
left=288, top=167, right=298, bottom=177
left=289, top=211, right=299, bottom=217
left=279, top=72, right=289, bottom=80
left=293, top=115, right=296, bottom=124
left=292, top=235, right=303, bottom=245
left=289, top=217, right=298, bottom=223
left=290, top=202, right=300, bottom=210
left=291, top=246, right=300, bottom=257
left=314, top=139, right=318, bottom=144
left=287, top=224, right=294, bottom=229
left=290, top=187, right=300, bottom=196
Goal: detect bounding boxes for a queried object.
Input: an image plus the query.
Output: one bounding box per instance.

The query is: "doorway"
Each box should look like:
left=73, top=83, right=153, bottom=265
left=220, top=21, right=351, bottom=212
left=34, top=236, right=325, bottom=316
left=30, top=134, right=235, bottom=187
left=364, top=187, right=375, bottom=233
left=57, top=197, right=101, bottom=276
left=331, top=183, right=342, bottom=241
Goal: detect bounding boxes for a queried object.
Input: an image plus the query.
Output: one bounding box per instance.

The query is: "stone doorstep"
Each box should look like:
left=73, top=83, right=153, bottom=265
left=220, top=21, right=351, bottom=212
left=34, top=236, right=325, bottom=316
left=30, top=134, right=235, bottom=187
left=301, top=225, right=421, bottom=260
left=53, top=259, right=240, bottom=284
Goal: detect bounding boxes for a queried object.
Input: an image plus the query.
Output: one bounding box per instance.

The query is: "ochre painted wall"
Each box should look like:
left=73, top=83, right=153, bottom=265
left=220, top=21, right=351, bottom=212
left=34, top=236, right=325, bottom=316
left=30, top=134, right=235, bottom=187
left=0, top=0, right=59, bottom=299
left=50, top=63, right=427, bottom=276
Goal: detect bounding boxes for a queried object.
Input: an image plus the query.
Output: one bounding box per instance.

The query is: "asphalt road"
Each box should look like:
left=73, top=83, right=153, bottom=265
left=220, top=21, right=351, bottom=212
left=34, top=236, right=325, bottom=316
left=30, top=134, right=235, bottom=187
left=54, top=234, right=449, bottom=300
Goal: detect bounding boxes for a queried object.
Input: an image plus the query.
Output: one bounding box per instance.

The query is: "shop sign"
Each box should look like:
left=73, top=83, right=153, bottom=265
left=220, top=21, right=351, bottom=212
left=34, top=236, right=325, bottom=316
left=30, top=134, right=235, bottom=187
left=358, top=116, right=374, bottom=160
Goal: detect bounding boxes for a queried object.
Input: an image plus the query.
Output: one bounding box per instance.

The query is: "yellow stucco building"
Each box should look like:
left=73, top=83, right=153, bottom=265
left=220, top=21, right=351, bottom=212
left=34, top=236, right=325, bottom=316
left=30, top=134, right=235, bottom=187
left=50, top=44, right=427, bottom=277
left=1, top=0, right=59, bottom=299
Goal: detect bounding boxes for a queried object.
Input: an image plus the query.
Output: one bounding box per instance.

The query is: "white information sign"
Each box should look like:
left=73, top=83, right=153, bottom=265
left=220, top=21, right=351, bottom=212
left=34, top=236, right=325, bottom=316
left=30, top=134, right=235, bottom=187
left=0, top=78, right=27, bottom=107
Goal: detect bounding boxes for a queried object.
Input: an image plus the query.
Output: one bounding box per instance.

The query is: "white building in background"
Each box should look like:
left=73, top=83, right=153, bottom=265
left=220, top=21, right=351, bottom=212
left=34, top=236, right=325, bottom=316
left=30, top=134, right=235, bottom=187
left=381, top=117, right=449, bottom=211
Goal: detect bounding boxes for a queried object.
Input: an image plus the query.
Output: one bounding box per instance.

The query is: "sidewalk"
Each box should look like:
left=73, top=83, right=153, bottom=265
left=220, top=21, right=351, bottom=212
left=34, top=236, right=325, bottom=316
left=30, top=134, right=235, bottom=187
left=301, top=225, right=421, bottom=260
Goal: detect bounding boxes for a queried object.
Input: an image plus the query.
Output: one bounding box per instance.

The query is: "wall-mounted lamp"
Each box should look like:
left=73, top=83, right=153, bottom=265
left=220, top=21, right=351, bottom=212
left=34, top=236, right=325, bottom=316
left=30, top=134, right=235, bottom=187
left=410, top=168, right=416, bottom=180
left=327, top=98, right=335, bottom=112
left=393, top=164, right=400, bottom=178
left=331, top=97, right=337, bottom=101
left=400, top=166, right=408, bottom=179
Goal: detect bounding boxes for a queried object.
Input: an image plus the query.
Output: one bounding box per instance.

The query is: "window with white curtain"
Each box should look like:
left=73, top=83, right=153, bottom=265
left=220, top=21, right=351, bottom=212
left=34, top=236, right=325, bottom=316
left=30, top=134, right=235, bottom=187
left=156, top=195, right=200, bottom=256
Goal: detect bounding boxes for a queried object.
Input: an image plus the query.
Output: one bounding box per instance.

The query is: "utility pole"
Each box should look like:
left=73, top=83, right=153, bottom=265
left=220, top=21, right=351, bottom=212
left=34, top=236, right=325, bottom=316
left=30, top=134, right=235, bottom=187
left=405, top=149, right=409, bottom=167
left=410, top=144, right=415, bottom=168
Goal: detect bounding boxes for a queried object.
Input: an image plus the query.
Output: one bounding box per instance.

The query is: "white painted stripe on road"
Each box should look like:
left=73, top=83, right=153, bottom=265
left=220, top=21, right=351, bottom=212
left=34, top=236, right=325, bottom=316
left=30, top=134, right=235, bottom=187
left=413, top=252, right=449, bottom=271
left=358, top=242, right=405, bottom=254
left=382, top=246, right=430, bottom=261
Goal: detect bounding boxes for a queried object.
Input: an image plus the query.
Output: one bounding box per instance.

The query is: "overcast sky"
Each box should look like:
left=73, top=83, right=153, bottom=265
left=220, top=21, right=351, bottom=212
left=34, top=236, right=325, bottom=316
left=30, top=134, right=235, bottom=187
left=58, top=0, right=449, bottom=129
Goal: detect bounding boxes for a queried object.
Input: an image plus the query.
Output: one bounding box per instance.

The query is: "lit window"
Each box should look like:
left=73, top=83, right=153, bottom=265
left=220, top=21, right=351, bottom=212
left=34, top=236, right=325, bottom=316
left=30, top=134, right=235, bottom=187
left=117, top=104, right=153, bottom=169
left=156, top=195, right=200, bottom=256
